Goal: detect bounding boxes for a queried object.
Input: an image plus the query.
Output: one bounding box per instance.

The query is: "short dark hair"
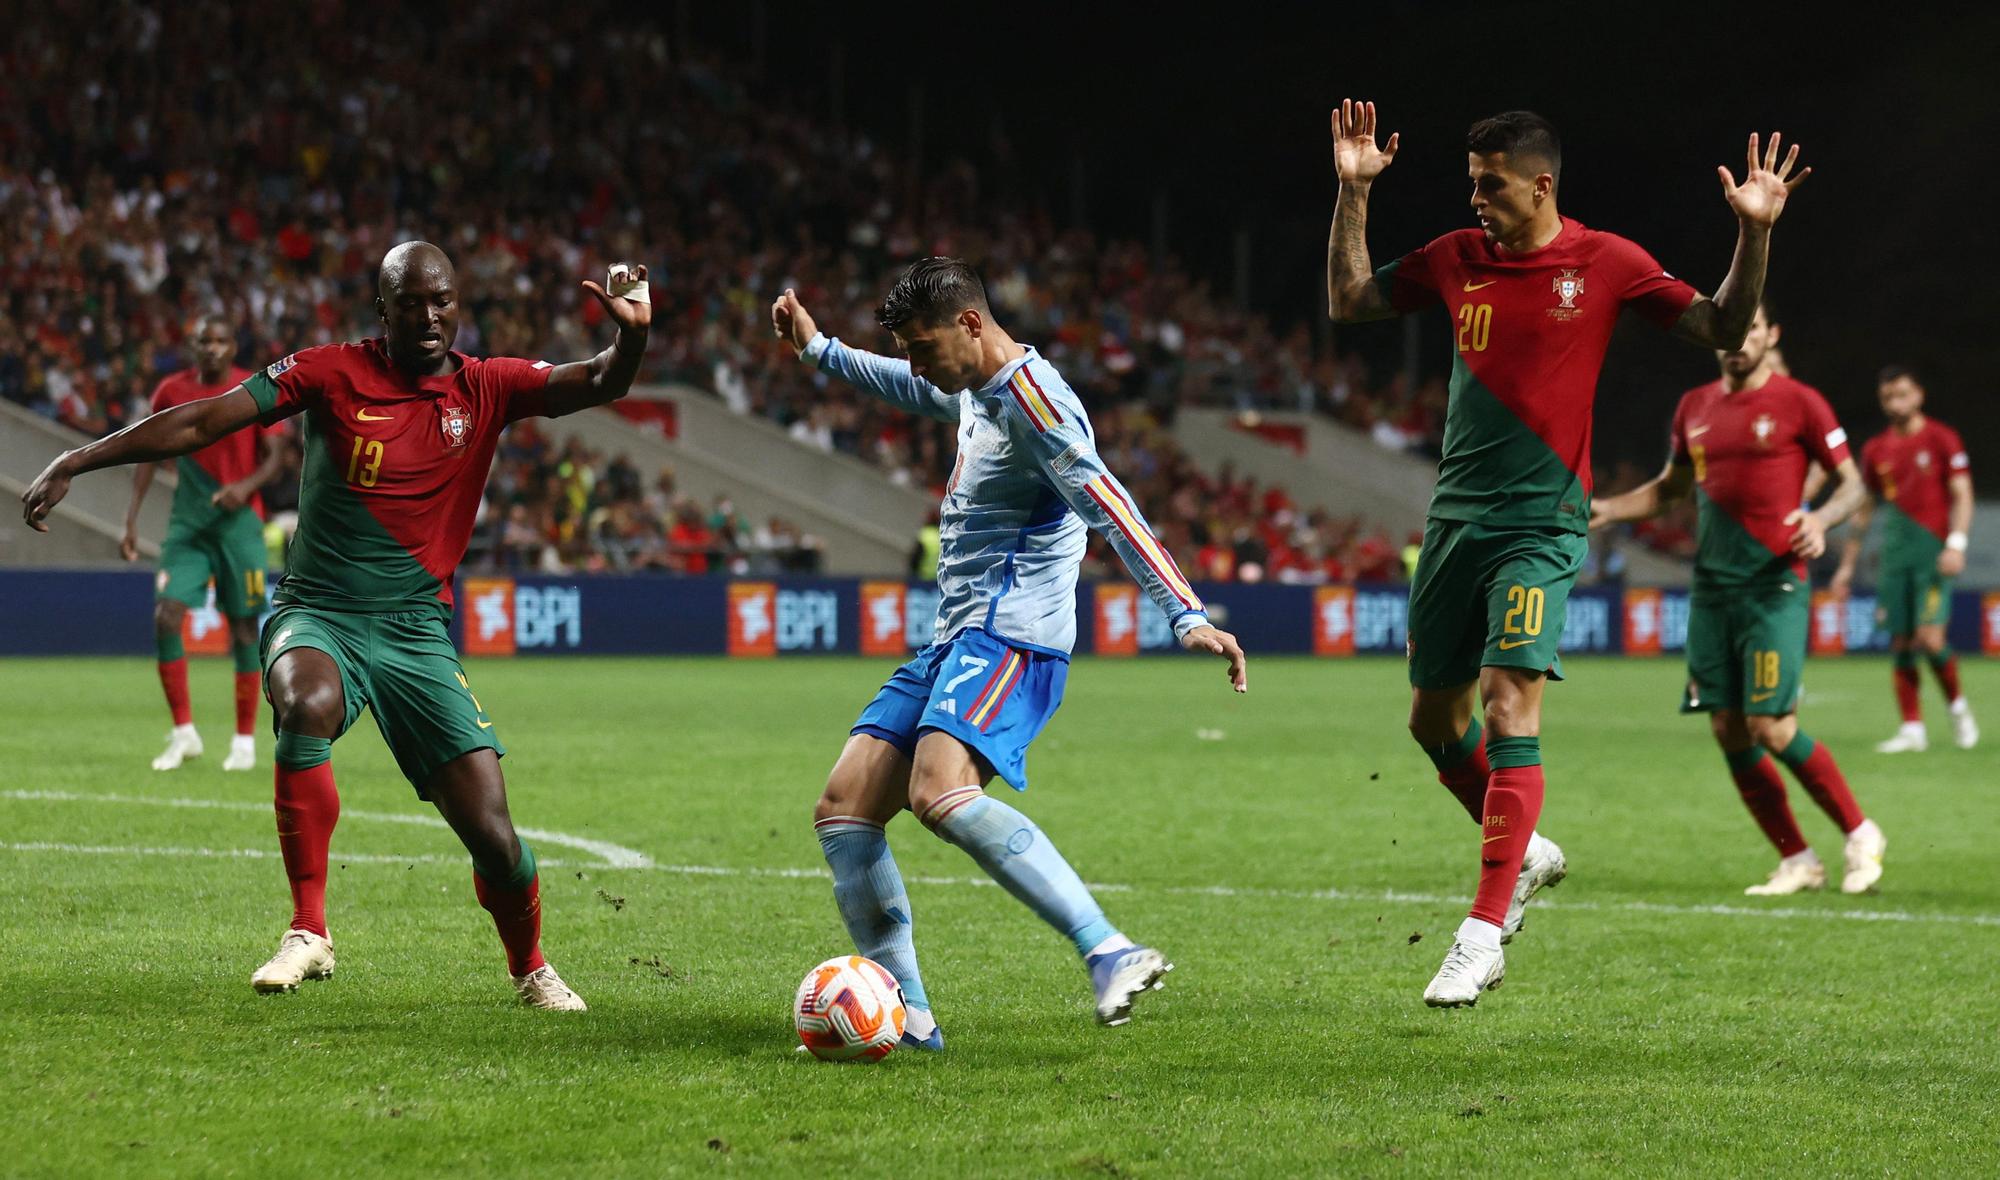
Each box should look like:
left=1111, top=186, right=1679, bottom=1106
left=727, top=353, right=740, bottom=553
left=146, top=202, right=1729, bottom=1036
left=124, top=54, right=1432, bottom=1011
left=1467, top=111, right=1562, bottom=186
left=876, top=257, right=989, bottom=331
left=1877, top=363, right=1922, bottom=387
left=1756, top=296, right=1777, bottom=324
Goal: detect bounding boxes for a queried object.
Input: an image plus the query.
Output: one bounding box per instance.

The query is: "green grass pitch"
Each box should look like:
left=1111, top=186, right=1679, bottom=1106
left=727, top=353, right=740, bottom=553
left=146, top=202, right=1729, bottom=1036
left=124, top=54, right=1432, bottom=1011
left=2, top=654, right=1996, bottom=1176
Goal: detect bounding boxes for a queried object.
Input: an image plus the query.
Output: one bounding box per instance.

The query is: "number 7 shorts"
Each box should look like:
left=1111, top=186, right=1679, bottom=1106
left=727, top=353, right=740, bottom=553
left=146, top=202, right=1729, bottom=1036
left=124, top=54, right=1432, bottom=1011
left=851, top=626, right=1069, bottom=791
left=1406, top=518, right=1587, bottom=690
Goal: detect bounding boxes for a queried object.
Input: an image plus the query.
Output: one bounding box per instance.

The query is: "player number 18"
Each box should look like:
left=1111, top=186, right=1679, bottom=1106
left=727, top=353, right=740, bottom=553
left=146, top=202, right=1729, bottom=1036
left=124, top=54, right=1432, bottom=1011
left=1753, top=651, right=1780, bottom=690
left=347, top=437, right=384, bottom=488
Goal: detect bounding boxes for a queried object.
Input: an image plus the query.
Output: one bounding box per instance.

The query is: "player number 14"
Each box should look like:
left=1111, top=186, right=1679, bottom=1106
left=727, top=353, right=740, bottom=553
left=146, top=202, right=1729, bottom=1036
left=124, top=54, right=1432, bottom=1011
left=347, top=436, right=384, bottom=488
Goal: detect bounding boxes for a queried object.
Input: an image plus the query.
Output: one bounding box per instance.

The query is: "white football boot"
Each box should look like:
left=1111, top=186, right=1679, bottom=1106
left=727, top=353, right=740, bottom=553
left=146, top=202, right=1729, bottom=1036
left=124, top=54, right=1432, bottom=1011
left=251, top=929, right=336, bottom=993
left=1087, top=943, right=1172, bottom=1026
left=1424, top=918, right=1505, bottom=1007
left=1501, top=832, right=1567, bottom=944
left=1874, top=722, right=1928, bottom=754
left=1841, top=820, right=1887, bottom=894
left=1950, top=700, right=1979, bottom=750
left=151, top=724, right=204, bottom=770
left=514, top=964, right=588, bottom=1011
left=221, top=734, right=257, bottom=772
left=1744, top=850, right=1826, bottom=896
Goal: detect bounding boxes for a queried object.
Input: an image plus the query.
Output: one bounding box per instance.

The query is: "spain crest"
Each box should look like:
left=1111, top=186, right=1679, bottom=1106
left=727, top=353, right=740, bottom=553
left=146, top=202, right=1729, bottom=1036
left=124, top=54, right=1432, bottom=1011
left=441, top=404, right=471, bottom=447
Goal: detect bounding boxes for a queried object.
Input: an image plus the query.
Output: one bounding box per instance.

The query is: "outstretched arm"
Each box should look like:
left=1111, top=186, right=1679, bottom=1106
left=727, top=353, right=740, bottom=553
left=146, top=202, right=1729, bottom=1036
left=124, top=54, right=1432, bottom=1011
left=539, top=264, right=654, bottom=417
left=1590, top=459, right=1696, bottom=529
left=772, top=289, right=961, bottom=421
left=22, top=388, right=263, bottom=532
left=1672, top=133, right=1811, bottom=350
left=1326, top=99, right=1401, bottom=324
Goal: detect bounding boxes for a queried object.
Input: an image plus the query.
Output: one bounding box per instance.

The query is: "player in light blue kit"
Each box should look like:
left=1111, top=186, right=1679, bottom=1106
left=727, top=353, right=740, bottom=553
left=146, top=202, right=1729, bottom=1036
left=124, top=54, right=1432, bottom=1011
left=771, top=259, right=1248, bottom=1045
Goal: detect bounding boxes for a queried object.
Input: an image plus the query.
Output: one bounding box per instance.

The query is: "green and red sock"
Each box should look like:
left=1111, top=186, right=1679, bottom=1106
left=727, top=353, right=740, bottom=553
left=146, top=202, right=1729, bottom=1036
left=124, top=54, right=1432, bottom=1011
left=1725, top=747, right=1807, bottom=857
left=1773, top=733, right=1864, bottom=834
left=474, top=842, right=545, bottom=977
left=1422, top=716, right=1489, bottom=823
left=1469, top=736, right=1543, bottom=928
left=273, top=731, right=339, bottom=938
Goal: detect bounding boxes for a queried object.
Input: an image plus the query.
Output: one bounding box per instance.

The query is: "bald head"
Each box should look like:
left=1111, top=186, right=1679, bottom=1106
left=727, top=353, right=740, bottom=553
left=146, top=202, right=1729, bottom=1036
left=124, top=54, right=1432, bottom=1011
left=375, top=241, right=460, bottom=374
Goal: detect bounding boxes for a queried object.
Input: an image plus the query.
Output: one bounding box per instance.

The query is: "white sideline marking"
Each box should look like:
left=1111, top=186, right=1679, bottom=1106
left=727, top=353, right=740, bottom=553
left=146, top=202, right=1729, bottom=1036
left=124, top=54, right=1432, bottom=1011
left=5, top=790, right=1996, bottom=930
left=0, top=789, right=649, bottom=868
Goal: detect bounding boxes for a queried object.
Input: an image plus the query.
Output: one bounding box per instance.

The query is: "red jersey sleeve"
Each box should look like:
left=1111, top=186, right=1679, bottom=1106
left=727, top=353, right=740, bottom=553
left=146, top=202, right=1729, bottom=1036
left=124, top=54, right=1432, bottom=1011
left=148, top=379, right=174, bottom=416
left=244, top=347, right=337, bottom=422
left=1938, top=424, right=1971, bottom=478
left=1371, top=235, right=1449, bottom=314
left=1797, top=385, right=1850, bottom=469
left=1604, top=235, right=1700, bottom=329
left=480, top=357, right=556, bottom=424
left=1859, top=437, right=1884, bottom=494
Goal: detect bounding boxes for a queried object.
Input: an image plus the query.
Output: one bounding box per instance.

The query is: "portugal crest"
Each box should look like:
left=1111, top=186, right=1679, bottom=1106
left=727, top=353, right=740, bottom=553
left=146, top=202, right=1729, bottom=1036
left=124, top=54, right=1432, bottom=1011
left=1753, top=413, right=1776, bottom=446
left=441, top=404, right=471, bottom=447
left=1548, top=268, right=1586, bottom=320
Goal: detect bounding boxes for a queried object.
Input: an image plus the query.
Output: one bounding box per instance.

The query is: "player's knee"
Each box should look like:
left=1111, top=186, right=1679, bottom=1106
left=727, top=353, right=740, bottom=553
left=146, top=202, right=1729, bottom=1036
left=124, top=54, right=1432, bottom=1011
left=1742, top=714, right=1783, bottom=749
left=229, top=617, right=260, bottom=648
left=153, top=600, right=186, bottom=637
left=1707, top=712, right=1738, bottom=747
left=1482, top=697, right=1537, bottom=738
left=274, top=679, right=342, bottom=734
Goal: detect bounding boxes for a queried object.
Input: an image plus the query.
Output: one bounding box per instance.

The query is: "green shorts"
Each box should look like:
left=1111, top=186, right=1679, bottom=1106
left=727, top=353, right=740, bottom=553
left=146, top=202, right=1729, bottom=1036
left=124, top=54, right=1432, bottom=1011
left=1876, top=563, right=1953, bottom=635
left=1406, top=519, right=1587, bottom=690
left=158, top=511, right=269, bottom=617
left=1681, top=578, right=1808, bottom=716
left=261, top=604, right=503, bottom=795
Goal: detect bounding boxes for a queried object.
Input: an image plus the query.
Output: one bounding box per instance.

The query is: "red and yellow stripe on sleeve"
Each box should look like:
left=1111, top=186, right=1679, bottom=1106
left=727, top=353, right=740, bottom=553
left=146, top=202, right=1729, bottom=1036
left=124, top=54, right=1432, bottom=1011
left=1008, top=366, right=1065, bottom=432
left=1082, top=476, right=1202, bottom=612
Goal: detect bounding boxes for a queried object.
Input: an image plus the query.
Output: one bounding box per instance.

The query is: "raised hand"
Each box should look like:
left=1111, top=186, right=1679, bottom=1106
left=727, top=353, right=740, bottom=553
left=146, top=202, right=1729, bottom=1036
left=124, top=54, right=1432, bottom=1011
left=1332, top=98, right=1399, bottom=186
left=1719, top=132, right=1809, bottom=228
left=770, top=288, right=819, bottom=353
left=1182, top=624, right=1249, bottom=694
left=581, top=263, right=653, bottom=334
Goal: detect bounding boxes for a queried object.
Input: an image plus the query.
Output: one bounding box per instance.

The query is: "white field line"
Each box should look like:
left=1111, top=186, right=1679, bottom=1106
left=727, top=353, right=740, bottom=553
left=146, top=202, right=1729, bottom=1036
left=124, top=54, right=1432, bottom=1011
left=0, top=788, right=648, bottom=868
left=5, top=790, right=1997, bottom=930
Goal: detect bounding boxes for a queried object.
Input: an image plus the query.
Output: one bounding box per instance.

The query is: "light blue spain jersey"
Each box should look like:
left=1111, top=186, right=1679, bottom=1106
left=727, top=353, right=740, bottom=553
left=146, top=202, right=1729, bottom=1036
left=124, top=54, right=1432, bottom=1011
left=803, top=332, right=1208, bottom=656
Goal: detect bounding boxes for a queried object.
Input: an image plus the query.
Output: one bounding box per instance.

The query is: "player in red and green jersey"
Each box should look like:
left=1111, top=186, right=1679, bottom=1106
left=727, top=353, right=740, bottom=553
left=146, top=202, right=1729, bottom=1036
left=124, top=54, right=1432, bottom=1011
left=121, top=314, right=286, bottom=773
left=1326, top=102, right=1809, bottom=1006
left=1833, top=367, right=1977, bottom=752
left=22, top=242, right=653, bottom=1011
left=1593, top=304, right=1886, bottom=896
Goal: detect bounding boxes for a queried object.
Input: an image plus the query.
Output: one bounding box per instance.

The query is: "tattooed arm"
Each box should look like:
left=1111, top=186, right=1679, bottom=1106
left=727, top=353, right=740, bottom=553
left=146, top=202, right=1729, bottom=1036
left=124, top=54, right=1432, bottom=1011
left=1326, top=99, right=1401, bottom=324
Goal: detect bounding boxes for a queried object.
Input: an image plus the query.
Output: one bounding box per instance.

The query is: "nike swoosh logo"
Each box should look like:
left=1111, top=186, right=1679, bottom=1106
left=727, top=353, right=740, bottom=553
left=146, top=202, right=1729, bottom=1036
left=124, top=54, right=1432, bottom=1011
left=1496, top=638, right=1535, bottom=650
left=1481, top=834, right=1509, bottom=845
left=476, top=719, right=494, bottom=729
left=1687, top=425, right=1711, bottom=438
left=356, top=408, right=393, bottom=421
left=1750, top=691, right=1776, bottom=702
left=1462, top=280, right=1498, bottom=292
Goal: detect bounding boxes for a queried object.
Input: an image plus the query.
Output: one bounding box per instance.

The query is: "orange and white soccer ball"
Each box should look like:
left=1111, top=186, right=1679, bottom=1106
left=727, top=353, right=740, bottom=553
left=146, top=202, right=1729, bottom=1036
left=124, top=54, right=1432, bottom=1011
left=793, top=955, right=906, bottom=1062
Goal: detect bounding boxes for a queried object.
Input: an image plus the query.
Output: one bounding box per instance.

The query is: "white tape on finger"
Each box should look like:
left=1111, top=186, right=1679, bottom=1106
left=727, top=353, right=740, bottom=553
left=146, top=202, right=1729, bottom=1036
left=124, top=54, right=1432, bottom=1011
left=607, top=263, right=650, bottom=304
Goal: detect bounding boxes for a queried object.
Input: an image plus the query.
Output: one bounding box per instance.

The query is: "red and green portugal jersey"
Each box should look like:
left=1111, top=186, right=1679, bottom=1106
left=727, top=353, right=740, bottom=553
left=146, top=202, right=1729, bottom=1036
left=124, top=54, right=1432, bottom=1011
left=244, top=339, right=552, bottom=617
left=1860, top=419, right=1970, bottom=572
left=1669, top=374, right=1849, bottom=591
left=1375, top=217, right=1699, bottom=533
left=150, top=366, right=270, bottom=527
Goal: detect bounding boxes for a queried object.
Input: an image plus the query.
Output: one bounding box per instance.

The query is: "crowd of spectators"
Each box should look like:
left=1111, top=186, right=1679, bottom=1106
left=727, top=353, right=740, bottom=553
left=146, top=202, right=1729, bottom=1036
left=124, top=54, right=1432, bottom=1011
left=2, top=3, right=1474, bottom=579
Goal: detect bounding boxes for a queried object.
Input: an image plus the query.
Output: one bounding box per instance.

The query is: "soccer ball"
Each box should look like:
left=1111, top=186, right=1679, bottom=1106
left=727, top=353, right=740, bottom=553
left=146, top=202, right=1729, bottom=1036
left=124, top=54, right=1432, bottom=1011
left=793, top=955, right=906, bottom=1062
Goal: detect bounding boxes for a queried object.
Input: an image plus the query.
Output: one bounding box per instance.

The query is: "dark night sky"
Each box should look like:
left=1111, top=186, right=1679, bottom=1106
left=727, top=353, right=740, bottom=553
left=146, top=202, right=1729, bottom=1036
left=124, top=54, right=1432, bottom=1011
left=689, top=3, right=1997, bottom=465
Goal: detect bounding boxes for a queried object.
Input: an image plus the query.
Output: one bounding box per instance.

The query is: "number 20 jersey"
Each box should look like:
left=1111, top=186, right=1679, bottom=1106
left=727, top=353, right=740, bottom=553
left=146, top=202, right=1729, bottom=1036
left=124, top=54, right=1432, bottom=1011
left=1374, top=217, right=1699, bottom=534
left=245, top=338, right=552, bottom=617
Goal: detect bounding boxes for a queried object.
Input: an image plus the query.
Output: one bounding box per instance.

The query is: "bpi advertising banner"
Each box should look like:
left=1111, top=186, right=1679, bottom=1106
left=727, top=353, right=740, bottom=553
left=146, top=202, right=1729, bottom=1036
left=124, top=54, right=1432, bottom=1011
left=0, top=570, right=1989, bottom=657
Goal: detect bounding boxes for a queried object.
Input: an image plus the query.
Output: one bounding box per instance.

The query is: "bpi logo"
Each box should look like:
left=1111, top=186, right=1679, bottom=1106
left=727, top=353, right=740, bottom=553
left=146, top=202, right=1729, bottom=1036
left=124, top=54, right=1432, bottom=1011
left=777, top=589, right=839, bottom=652
left=463, top=577, right=516, bottom=656
left=1810, top=590, right=1846, bottom=655
left=1094, top=584, right=1138, bottom=656
left=1623, top=588, right=1662, bottom=656
left=1314, top=586, right=1355, bottom=656
left=728, top=582, right=776, bottom=657
left=1984, top=593, right=2000, bottom=657
left=860, top=582, right=907, bottom=657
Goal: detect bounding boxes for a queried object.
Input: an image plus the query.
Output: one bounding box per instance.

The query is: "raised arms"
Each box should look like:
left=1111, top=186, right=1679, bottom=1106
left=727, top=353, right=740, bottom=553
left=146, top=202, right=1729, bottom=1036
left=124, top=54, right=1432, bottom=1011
left=1326, top=99, right=1402, bottom=324
left=1671, top=133, right=1811, bottom=350
left=537, top=264, right=654, bottom=417
left=770, top=289, right=961, bottom=422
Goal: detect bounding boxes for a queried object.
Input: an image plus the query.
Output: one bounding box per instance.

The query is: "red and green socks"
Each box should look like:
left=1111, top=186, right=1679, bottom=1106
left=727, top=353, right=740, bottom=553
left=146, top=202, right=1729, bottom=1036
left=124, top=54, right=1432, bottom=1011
left=1893, top=651, right=1922, bottom=723
left=1468, top=736, right=1543, bottom=929
left=1772, top=732, right=1864, bottom=834
left=233, top=639, right=261, bottom=738
left=1927, top=651, right=1964, bottom=707
left=273, top=731, right=339, bottom=938
left=156, top=627, right=192, bottom=727
left=1422, top=717, right=1490, bottom=823
left=1724, top=746, right=1807, bottom=857
left=474, top=841, right=545, bottom=978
